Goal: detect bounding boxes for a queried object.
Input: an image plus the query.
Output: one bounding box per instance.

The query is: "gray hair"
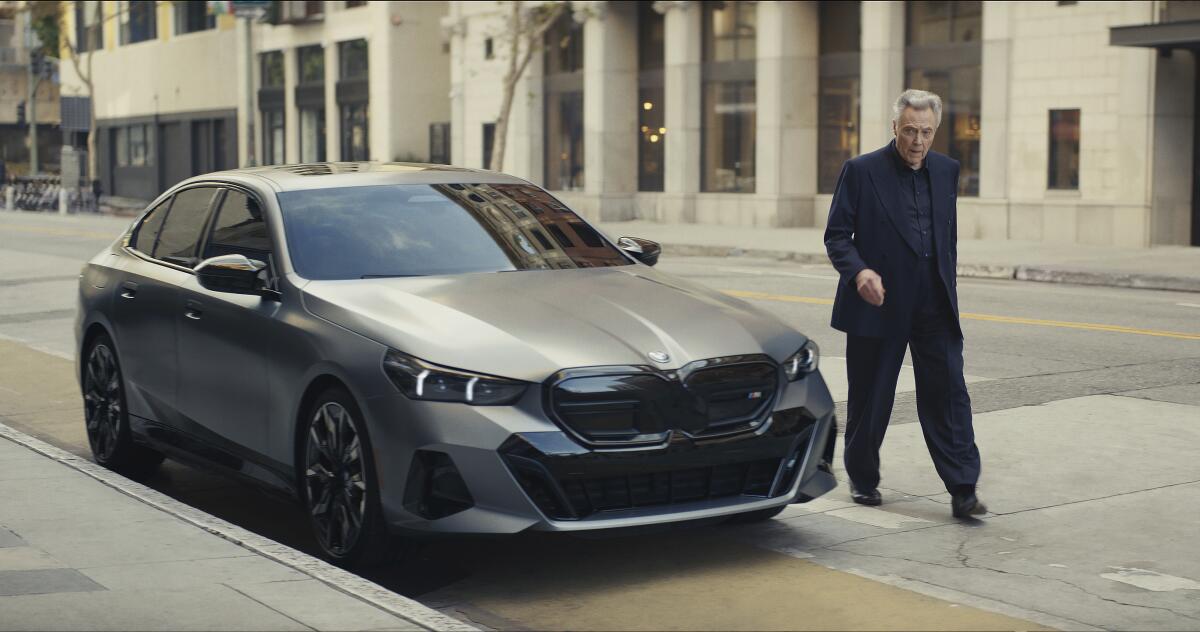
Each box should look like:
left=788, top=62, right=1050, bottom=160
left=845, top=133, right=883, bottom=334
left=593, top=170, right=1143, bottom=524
left=892, top=89, right=943, bottom=127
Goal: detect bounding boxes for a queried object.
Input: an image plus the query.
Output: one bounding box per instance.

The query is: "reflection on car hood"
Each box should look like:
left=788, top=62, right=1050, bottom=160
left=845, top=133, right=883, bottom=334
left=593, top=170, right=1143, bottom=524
left=301, top=267, right=807, bottom=382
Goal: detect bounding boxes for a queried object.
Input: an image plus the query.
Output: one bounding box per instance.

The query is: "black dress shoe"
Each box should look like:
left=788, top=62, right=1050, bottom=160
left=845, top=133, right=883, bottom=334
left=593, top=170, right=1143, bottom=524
left=850, top=485, right=882, bottom=506
left=951, top=491, right=988, bottom=518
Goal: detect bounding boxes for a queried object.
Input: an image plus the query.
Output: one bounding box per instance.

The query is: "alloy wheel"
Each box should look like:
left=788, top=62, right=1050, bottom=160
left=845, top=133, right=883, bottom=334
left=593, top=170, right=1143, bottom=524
left=83, top=343, right=122, bottom=461
left=305, top=401, right=367, bottom=557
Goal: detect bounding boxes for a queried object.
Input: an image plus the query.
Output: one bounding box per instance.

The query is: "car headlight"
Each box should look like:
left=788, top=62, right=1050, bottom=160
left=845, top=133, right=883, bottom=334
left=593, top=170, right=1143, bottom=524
left=783, top=340, right=819, bottom=381
left=383, top=349, right=528, bottom=405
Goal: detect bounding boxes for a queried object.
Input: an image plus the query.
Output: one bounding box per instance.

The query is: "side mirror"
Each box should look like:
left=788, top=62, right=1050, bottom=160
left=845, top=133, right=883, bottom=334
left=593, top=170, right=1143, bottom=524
left=617, top=236, right=661, bottom=267
left=195, top=254, right=268, bottom=296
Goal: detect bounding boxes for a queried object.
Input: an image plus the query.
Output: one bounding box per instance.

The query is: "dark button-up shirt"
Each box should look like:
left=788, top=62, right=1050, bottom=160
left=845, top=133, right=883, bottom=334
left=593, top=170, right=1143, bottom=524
left=890, top=141, right=934, bottom=260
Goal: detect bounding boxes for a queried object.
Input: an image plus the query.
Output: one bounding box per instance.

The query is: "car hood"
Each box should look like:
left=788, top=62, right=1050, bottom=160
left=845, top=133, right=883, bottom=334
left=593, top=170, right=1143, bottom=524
left=301, top=266, right=807, bottom=382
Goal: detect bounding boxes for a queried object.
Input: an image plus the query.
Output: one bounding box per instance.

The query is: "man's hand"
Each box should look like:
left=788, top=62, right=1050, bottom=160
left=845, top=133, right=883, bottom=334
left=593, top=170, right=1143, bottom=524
left=855, top=269, right=885, bottom=307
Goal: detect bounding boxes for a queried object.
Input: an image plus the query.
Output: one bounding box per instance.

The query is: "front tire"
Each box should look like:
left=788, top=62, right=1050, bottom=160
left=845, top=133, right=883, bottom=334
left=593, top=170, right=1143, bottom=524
left=301, top=386, right=393, bottom=568
left=82, top=334, right=163, bottom=479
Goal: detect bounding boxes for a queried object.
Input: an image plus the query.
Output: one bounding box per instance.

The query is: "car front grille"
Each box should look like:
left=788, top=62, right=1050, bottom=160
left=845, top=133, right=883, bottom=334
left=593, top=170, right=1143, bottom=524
left=501, top=407, right=818, bottom=521
left=547, top=356, right=780, bottom=446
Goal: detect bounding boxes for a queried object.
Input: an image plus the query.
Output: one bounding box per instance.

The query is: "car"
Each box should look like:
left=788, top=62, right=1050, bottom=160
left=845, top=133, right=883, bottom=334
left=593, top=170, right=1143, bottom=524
left=76, top=162, right=838, bottom=567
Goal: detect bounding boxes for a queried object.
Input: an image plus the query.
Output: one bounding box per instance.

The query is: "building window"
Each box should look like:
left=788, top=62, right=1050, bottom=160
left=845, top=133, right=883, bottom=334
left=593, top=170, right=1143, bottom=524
left=339, top=39, right=369, bottom=81
left=484, top=38, right=494, bottom=60
left=337, top=39, right=369, bottom=161
left=346, top=0, right=367, bottom=7
left=174, top=0, right=215, bottom=34
left=263, top=110, right=285, bottom=165
left=297, top=46, right=326, bottom=163
left=119, top=0, right=157, bottom=45
left=299, top=108, right=326, bottom=163
left=298, top=45, right=324, bottom=83
left=261, top=51, right=285, bottom=88
left=1048, top=109, right=1080, bottom=190
left=818, top=1, right=860, bottom=194
left=701, top=0, right=757, bottom=193
left=482, top=122, right=496, bottom=169
left=341, top=104, right=369, bottom=161
left=905, top=1, right=982, bottom=196
left=543, top=13, right=584, bottom=191
left=429, top=122, right=451, bottom=165
left=75, top=1, right=104, bottom=52
left=115, top=124, right=154, bottom=167
left=638, top=2, right=665, bottom=192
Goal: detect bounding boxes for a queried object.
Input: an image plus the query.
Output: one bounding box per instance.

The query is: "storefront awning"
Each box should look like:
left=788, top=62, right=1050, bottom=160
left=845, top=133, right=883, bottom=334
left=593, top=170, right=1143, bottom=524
left=1110, top=19, right=1200, bottom=51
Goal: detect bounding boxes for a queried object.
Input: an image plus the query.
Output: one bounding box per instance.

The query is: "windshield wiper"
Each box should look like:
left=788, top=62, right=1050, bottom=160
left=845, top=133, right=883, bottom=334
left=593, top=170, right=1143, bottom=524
left=360, top=274, right=424, bottom=279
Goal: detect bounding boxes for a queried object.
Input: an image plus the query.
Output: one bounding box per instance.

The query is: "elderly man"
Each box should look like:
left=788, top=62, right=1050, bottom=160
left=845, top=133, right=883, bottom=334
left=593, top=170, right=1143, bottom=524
left=823, top=89, right=986, bottom=519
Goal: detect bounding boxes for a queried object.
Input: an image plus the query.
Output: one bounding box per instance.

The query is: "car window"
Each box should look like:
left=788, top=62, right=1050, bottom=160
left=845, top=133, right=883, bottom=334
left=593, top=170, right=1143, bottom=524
left=276, top=183, right=632, bottom=280
left=153, top=187, right=218, bottom=266
left=130, top=200, right=170, bottom=255
left=202, top=189, right=272, bottom=262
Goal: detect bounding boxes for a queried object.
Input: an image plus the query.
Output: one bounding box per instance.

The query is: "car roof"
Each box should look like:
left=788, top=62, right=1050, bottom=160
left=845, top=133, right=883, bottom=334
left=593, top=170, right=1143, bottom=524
left=188, top=162, right=532, bottom=193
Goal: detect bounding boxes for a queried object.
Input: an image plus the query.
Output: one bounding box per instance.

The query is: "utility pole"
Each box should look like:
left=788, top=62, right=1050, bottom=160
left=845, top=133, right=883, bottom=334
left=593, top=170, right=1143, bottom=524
left=25, top=17, right=39, bottom=176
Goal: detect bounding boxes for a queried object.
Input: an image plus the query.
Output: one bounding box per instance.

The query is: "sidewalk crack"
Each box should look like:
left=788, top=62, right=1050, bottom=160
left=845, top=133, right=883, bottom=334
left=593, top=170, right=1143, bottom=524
left=223, top=582, right=318, bottom=631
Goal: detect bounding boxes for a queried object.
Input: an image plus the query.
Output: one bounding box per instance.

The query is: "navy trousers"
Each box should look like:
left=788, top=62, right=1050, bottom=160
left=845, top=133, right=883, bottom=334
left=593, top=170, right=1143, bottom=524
left=843, top=259, right=981, bottom=493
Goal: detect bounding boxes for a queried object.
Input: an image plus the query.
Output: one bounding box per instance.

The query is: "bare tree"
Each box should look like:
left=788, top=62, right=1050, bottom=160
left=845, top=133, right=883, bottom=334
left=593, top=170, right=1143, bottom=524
left=489, top=1, right=567, bottom=172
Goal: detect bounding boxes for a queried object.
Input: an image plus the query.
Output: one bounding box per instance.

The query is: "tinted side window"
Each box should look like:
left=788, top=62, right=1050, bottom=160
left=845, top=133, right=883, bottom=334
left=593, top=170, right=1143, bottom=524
left=203, top=190, right=272, bottom=261
left=131, top=200, right=170, bottom=254
left=153, top=187, right=218, bottom=266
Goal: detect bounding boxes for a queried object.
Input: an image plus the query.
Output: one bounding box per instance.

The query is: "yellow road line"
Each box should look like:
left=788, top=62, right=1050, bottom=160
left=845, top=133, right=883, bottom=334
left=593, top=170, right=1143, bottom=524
left=1, top=224, right=122, bottom=240
left=722, top=289, right=1200, bottom=341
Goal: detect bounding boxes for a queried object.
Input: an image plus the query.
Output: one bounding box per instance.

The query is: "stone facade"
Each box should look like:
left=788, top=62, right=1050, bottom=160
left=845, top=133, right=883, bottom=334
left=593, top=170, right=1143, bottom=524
left=449, top=0, right=1194, bottom=248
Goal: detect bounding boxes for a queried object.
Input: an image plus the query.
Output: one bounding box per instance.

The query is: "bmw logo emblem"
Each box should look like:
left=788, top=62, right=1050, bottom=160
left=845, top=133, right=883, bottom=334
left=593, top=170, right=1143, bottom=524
left=648, top=351, right=670, bottom=364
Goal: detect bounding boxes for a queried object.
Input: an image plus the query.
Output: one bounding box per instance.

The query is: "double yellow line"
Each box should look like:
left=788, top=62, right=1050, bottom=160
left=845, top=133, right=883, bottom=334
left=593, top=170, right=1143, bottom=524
left=721, top=289, right=1200, bottom=341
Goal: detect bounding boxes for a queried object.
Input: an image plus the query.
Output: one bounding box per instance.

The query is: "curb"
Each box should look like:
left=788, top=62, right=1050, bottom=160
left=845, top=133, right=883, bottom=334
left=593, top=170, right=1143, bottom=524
left=659, top=243, right=1200, bottom=293
left=0, top=422, right=479, bottom=632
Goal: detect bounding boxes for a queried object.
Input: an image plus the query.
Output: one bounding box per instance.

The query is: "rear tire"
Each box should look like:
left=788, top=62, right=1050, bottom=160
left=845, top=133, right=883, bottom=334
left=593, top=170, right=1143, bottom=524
left=300, top=386, right=395, bottom=568
left=82, top=334, right=163, bottom=479
left=725, top=504, right=787, bottom=524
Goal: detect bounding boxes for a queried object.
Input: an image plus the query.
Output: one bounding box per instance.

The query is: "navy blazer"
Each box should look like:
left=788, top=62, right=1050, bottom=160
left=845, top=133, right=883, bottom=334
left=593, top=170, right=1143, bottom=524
left=824, top=143, right=962, bottom=339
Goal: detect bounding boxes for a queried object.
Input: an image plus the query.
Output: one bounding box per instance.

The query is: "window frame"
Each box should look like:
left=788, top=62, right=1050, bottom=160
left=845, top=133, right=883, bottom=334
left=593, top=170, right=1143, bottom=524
left=197, top=186, right=279, bottom=280
left=1047, top=108, right=1081, bottom=191
left=700, top=0, right=758, bottom=194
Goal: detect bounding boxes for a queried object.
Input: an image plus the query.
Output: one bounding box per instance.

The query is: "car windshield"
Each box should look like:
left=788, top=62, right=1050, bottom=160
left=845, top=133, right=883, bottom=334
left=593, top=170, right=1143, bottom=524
left=277, top=183, right=632, bottom=280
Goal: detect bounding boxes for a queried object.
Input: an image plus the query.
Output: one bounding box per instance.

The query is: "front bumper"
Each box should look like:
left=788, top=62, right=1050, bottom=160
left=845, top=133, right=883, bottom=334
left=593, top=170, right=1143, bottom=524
left=363, top=368, right=837, bottom=535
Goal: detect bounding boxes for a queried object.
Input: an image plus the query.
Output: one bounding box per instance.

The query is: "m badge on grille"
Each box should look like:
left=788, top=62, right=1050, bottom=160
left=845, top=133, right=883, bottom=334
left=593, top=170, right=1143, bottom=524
left=747, top=391, right=763, bottom=399
left=648, top=351, right=670, bottom=364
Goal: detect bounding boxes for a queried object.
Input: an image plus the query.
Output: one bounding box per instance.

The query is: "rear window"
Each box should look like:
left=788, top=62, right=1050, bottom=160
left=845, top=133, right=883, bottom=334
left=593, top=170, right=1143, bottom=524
left=276, top=183, right=631, bottom=280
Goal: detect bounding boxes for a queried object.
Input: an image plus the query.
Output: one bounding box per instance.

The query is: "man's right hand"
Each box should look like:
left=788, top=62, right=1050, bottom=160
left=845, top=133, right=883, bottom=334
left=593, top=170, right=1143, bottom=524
left=855, top=269, right=885, bottom=307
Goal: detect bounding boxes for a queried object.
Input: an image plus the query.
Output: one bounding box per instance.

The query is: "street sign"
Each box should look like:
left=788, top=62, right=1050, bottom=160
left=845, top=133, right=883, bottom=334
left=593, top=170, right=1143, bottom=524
left=207, top=1, right=271, bottom=18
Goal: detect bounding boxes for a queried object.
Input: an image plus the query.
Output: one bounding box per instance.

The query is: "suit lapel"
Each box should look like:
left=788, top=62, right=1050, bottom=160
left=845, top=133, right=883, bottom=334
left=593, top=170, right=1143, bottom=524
left=866, top=156, right=921, bottom=256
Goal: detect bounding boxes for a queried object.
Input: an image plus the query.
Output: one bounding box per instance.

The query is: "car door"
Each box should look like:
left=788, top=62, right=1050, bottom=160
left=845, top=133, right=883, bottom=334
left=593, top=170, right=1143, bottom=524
left=175, top=187, right=278, bottom=465
left=111, top=187, right=218, bottom=427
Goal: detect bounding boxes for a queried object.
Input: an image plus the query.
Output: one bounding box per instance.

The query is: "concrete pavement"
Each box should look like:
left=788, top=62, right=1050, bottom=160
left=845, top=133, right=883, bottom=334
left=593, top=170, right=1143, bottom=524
left=594, top=220, right=1200, bottom=293
left=0, top=422, right=472, bottom=632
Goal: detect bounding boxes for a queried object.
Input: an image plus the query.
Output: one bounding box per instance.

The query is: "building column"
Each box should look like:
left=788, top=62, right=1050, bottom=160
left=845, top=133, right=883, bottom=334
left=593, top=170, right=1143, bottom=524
left=657, top=0, right=701, bottom=223
left=235, top=18, right=252, bottom=166
left=977, top=0, right=1012, bottom=239
left=859, top=1, right=904, bottom=152
left=580, top=1, right=638, bottom=220
left=369, top=27, right=394, bottom=161
left=441, top=11, right=467, bottom=167
left=324, top=42, right=340, bottom=161
left=754, top=1, right=818, bottom=227
left=283, top=46, right=299, bottom=164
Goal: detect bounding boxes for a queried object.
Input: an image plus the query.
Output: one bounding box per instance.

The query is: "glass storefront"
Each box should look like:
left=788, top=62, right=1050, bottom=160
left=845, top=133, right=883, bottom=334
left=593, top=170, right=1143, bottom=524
left=701, top=1, right=757, bottom=193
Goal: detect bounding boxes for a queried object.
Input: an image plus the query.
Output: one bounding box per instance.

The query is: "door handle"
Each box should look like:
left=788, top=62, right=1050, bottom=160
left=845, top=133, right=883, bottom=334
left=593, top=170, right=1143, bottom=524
left=119, top=281, right=138, bottom=299
left=184, top=299, right=203, bottom=320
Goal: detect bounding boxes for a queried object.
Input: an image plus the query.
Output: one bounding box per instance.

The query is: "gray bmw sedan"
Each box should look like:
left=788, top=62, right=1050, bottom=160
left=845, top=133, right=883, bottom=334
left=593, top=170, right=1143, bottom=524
left=76, top=163, right=837, bottom=567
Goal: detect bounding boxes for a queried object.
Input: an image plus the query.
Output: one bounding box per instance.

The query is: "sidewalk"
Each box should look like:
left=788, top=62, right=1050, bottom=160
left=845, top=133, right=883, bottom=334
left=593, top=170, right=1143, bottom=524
left=0, top=423, right=475, bottom=632
left=595, top=220, right=1200, bottom=293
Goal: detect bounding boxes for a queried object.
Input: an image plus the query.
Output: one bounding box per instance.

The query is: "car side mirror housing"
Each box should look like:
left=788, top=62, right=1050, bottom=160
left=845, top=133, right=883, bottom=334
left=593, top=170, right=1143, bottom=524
left=617, top=236, right=661, bottom=267
left=195, top=254, right=269, bottom=296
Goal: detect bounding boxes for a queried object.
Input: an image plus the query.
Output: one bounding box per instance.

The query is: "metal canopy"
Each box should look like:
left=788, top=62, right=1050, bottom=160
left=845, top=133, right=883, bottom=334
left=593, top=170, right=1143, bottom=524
left=1110, top=19, right=1200, bottom=51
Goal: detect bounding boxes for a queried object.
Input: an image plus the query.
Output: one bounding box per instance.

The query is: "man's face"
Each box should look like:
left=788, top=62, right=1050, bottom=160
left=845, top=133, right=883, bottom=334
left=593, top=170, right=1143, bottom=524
left=892, top=107, right=938, bottom=169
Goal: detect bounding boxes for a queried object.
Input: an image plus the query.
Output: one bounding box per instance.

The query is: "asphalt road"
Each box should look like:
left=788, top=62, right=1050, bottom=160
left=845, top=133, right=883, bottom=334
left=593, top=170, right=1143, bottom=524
left=2, top=210, right=1199, bottom=631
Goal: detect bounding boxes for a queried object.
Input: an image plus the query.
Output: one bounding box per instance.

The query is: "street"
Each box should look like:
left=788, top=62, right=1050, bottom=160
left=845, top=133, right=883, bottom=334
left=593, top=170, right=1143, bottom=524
left=2, top=210, right=1199, bottom=630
